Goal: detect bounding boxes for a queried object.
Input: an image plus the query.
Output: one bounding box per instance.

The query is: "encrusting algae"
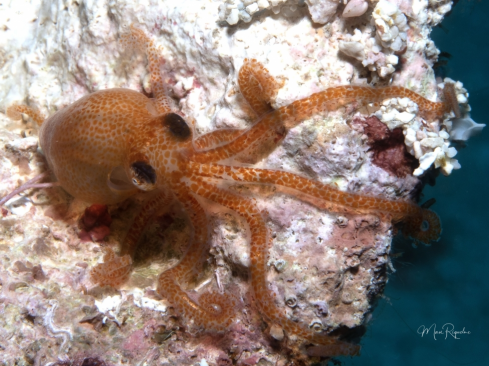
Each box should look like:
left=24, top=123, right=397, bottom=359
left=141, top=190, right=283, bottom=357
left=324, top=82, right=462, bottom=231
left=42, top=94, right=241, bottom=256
left=5, top=25, right=459, bottom=357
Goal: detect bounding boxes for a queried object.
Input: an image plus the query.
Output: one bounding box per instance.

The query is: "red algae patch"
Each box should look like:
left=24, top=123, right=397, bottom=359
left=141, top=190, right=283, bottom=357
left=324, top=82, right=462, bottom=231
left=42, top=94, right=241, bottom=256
left=354, top=115, right=418, bottom=177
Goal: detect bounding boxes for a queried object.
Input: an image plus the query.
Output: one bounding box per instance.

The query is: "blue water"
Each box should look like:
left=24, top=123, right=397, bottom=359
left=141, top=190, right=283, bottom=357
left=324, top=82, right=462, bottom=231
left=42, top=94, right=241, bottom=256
left=339, top=1, right=489, bottom=365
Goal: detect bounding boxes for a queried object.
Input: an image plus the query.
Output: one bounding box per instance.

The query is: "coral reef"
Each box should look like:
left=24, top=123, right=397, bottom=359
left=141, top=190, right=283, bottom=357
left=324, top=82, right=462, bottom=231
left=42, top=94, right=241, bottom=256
left=219, top=0, right=303, bottom=25
left=0, top=0, right=483, bottom=365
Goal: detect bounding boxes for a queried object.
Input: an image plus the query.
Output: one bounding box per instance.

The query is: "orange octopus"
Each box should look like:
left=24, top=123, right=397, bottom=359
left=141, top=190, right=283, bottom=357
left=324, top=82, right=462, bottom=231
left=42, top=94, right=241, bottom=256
left=5, top=26, right=449, bottom=356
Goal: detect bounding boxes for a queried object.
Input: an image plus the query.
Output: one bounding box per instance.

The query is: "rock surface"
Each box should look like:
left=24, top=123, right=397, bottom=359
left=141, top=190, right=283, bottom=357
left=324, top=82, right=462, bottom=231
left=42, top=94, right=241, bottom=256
left=0, top=0, right=474, bottom=365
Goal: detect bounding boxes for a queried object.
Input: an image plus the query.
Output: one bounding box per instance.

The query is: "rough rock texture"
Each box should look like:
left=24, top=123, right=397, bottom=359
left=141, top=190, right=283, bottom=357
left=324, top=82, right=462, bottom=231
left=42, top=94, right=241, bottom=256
left=0, top=0, right=472, bottom=365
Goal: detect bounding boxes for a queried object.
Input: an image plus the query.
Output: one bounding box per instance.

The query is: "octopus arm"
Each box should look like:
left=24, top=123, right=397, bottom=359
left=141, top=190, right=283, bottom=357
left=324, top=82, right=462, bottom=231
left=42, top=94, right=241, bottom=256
left=188, top=162, right=441, bottom=245
left=192, top=128, right=247, bottom=151
left=120, top=25, right=174, bottom=115
left=6, top=104, right=45, bottom=126
left=238, top=58, right=281, bottom=118
left=155, top=181, right=237, bottom=332
left=187, top=176, right=360, bottom=356
left=186, top=87, right=447, bottom=164
left=121, top=191, right=173, bottom=257
left=190, top=59, right=281, bottom=154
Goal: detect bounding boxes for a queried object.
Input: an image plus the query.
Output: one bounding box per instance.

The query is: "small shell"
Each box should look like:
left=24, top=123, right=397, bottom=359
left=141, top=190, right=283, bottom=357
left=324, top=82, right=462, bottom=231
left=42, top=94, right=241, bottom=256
left=285, top=295, right=297, bottom=308
left=336, top=216, right=349, bottom=228
left=274, top=259, right=287, bottom=272
left=270, top=324, right=284, bottom=341
left=343, top=0, right=369, bottom=18
left=309, top=320, right=323, bottom=332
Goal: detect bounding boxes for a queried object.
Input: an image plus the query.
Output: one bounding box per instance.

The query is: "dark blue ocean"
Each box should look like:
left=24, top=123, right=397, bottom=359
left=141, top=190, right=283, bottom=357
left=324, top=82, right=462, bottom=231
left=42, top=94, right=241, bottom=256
left=339, top=1, right=489, bottom=365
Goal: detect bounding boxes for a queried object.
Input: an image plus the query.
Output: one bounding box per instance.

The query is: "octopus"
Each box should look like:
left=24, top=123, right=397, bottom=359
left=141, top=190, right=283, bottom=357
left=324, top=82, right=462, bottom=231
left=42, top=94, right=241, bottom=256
left=5, top=26, right=450, bottom=356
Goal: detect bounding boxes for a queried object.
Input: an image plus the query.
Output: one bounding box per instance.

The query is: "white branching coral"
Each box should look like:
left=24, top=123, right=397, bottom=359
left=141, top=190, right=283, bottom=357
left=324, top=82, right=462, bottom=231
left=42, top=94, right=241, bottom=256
left=219, top=0, right=347, bottom=25
left=219, top=0, right=373, bottom=25
left=375, top=97, right=419, bottom=131
left=370, top=76, right=485, bottom=177
left=372, top=0, right=408, bottom=54
left=439, top=78, right=485, bottom=142
left=219, top=0, right=296, bottom=25
left=413, top=0, right=453, bottom=26
left=339, top=0, right=408, bottom=78
left=373, top=96, right=461, bottom=177
left=373, top=92, right=457, bottom=177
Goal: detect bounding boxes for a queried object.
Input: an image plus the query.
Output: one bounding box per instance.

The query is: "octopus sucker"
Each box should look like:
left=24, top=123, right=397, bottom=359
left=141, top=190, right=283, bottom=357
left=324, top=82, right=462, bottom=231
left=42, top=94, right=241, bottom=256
left=4, top=26, right=452, bottom=356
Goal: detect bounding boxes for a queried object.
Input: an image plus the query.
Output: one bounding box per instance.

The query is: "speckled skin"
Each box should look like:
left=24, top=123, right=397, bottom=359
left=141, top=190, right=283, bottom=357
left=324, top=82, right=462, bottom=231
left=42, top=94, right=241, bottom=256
left=6, top=26, right=449, bottom=356
left=39, top=89, right=162, bottom=203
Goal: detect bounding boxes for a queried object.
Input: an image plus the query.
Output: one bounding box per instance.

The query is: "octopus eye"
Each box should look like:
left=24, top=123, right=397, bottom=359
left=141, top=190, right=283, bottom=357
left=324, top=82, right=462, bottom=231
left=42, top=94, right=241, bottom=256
left=131, top=161, right=156, bottom=189
left=163, top=113, right=191, bottom=141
